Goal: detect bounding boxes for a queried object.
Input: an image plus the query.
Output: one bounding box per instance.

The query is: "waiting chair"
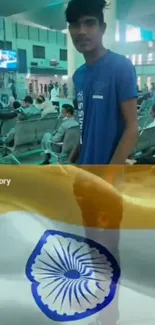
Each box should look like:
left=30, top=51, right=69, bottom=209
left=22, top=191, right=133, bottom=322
left=1, top=118, right=17, bottom=136
left=28, top=114, right=41, bottom=120
left=35, top=114, right=58, bottom=143
left=131, top=126, right=155, bottom=159
left=0, top=119, right=39, bottom=164
left=46, top=125, right=80, bottom=164
left=138, top=114, right=153, bottom=130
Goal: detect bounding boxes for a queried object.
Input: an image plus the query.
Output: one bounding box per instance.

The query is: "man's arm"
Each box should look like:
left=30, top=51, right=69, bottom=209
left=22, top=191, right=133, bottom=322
left=110, top=99, right=138, bottom=164
left=0, top=110, right=17, bottom=120
left=110, top=58, right=138, bottom=165
left=52, top=124, right=65, bottom=143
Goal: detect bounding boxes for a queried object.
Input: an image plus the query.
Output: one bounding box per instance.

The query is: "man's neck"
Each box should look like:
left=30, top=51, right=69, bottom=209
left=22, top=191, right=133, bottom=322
left=84, top=47, right=107, bottom=65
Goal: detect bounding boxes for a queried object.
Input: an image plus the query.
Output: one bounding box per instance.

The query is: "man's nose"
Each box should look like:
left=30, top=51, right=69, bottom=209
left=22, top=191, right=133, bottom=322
left=78, top=24, right=87, bottom=35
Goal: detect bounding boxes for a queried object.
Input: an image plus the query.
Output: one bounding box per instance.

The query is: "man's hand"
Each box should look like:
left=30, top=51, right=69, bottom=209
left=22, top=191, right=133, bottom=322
left=69, top=144, right=80, bottom=164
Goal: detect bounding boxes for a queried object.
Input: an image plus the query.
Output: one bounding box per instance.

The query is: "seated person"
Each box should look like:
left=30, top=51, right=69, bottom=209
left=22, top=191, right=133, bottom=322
left=8, top=96, right=15, bottom=108
left=41, top=104, right=79, bottom=164
left=128, top=105, right=155, bottom=165
left=1, top=97, right=40, bottom=147
left=20, top=96, right=41, bottom=118
left=0, top=100, right=21, bottom=121
left=13, top=100, right=21, bottom=110
left=36, top=96, right=57, bottom=118
left=35, top=96, right=44, bottom=111
left=146, top=104, right=155, bottom=129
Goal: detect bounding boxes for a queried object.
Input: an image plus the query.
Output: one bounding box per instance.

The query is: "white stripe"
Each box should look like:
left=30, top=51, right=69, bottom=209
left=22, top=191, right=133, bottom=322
left=93, top=95, right=104, bottom=99
left=0, top=212, right=155, bottom=325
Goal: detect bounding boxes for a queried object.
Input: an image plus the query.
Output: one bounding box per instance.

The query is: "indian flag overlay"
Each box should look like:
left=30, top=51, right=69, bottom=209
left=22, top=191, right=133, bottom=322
left=0, top=165, right=155, bottom=325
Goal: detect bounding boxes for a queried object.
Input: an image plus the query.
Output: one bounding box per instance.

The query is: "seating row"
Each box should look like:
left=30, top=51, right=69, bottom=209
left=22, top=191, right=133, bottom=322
left=0, top=113, right=59, bottom=155
left=131, top=126, right=155, bottom=157
left=0, top=113, right=59, bottom=137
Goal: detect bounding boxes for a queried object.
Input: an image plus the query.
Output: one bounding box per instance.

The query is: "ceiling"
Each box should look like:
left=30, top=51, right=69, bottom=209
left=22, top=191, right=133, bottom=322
left=10, top=3, right=67, bottom=31
left=119, top=0, right=155, bottom=33
left=0, top=0, right=66, bottom=16
left=1, top=0, right=155, bottom=33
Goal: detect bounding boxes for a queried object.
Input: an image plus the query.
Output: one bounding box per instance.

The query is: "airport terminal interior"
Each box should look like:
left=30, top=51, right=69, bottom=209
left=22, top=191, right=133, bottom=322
left=0, top=0, right=155, bottom=166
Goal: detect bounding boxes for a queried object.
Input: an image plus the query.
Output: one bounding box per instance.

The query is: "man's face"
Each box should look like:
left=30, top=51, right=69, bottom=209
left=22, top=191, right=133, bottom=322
left=22, top=101, right=27, bottom=108
left=22, top=101, right=30, bottom=108
left=61, top=108, right=68, bottom=119
left=69, top=16, right=106, bottom=54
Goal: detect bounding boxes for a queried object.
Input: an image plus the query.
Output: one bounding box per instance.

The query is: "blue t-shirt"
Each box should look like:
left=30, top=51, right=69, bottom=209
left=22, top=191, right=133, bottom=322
left=73, top=50, right=137, bottom=165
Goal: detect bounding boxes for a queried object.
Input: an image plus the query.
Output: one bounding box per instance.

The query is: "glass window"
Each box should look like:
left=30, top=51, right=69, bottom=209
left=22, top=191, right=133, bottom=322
left=148, top=41, right=153, bottom=48
left=0, top=41, right=12, bottom=50
left=33, top=45, right=45, bottom=59
left=60, top=49, right=67, bottom=61
left=147, top=53, right=153, bottom=64
left=126, top=25, right=141, bottom=42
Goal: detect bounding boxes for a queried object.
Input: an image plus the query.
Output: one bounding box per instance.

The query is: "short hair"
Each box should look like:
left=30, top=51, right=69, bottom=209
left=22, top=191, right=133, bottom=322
left=66, top=0, right=108, bottom=26
left=13, top=101, right=21, bottom=110
left=24, top=95, right=33, bottom=105
left=40, top=95, right=45, bottom=102
left=36, top=97, right=43, bottom=104
left=36, top=96, right=45, bottom=104
left=152, top=104, right=155, bottom=113
left=62, top=104, right=74, bottom=115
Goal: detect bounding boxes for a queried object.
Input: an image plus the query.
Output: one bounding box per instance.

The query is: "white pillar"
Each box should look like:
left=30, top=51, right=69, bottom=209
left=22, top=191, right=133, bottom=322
left=103, top=0, right=117, bottom=51
left=67, top=31, right=84, bottom=97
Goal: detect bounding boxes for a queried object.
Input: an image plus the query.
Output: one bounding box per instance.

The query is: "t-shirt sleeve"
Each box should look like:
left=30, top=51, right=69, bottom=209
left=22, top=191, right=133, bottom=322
left=117, top=57, right=138, bottom=103
left=72, top=72, right=77, bottom=88
left=72, top=72, right=75, bottom=84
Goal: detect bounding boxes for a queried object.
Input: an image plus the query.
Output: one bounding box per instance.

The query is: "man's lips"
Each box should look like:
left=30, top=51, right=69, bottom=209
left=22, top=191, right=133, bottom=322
left=77, top=39, right=90, bottom=44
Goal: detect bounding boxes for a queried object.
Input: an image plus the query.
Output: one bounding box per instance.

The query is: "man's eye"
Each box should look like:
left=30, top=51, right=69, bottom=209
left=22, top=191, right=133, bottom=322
left=86, top=20, right=96, bottom=27
left=70, top=23, right=79, bottom=29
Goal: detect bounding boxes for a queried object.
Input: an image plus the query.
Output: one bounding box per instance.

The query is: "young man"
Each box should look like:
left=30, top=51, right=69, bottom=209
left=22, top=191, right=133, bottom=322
left=66, top=0, right=138, bottom=165
left=41, top=104, right=79, bottom=164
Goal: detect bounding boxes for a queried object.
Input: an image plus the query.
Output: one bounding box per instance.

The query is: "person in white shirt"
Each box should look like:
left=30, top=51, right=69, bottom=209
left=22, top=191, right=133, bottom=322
left=36, top=95, right=57, bottom=118
left=50, top=82, right=60, bottom=108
